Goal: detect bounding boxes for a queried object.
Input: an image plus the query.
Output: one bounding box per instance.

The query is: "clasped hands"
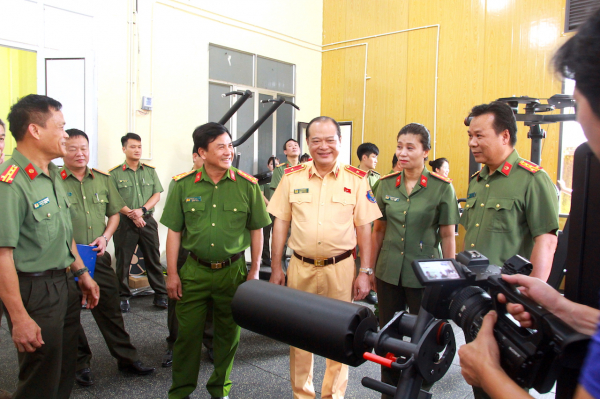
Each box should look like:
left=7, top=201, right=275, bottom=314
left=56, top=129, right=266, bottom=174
left=127, top=208, right=146, bottom=227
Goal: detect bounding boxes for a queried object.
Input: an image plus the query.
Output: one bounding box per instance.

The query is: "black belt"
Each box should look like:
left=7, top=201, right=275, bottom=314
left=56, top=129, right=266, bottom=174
left=17, top=267, right=69, bottom=278
left=293, top=249, right=353, bottom=267
left=189, top=252, right=244, bottom=270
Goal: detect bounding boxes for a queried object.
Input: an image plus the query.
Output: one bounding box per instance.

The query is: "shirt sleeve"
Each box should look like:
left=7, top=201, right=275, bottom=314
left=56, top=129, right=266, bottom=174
left=0, top=184, right=26, bottom=248
left=270, top=166, right=283, bottom=191
left=247, top=182, right=272, bottom=230
left=267, top=173, right=292, bottom=221
left=438, top=182, right=460, bottom=226
left=375, top=179, right=386, bottom=221
left=152, top=168, right=164, bottom=194
left=160, top=181, right=185, bottom=232
left=106, top=177, right=127, bottom=217
left=579, top=317, right=600, bottom=398
left=354, top=177, right=383, bottom=227
left=524, top=171, right=560, bottom=238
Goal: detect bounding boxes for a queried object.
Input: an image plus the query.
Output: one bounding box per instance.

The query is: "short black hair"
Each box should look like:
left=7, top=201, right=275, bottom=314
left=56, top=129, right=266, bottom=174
left=397, top=123, right=431, bottom=152
left=429, top=157, right=448, bottom=172
left=357, top=142, right=379, bottom=162
left=392, top=154, right=398, bottom=168
left=121, top=132, right=142, bottom=147
left=192, top=122, right=232, bottom=151
left=7, top=94, right=62, bottom=142
left=468, top=102, right=518, bottom=146
left=300, top=153, right=311, bottom=163
left=305, top=116, right=341, bottom=139
left=553, top=8, right=600, bottom=119
left=66, top=128, right=89, bottom=142
left=267, top=156, right=279, bottom=169
left=283, top=138, right=299, bottom=152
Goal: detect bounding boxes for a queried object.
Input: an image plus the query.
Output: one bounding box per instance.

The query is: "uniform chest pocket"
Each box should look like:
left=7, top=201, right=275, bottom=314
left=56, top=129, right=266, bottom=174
left=92, top=194, right=109, bottom=218
left=117, top=180, right=133, bottom=189
left=486, top=198, right=516, bottom=233
left=331, top=194, right=356, bottom=224
left=224, top=202, right=248, bottom=230
left=290, top=193, right=312, bottom=222
left=141, top=177, right=155, bottom=197
left=33, top=201, right=60, bottom=243
left=184, top=202, right=205, bottom=231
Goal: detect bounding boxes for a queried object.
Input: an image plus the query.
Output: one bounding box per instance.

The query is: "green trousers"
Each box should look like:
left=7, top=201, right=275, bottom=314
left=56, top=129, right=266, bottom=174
left=168, top=256, right=247, bottom=399
left=77, top=252, right=139, bottom=369
left=4, top=271, right=80, bottom=399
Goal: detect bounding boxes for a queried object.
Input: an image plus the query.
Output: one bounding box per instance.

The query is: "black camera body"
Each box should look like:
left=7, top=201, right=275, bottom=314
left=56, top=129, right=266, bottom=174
left=412, top=251, right=590, bottom=393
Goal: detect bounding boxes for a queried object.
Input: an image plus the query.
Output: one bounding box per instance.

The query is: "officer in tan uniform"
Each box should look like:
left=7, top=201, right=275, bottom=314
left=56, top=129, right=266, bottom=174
left=268, top=116, right=382, bottom=399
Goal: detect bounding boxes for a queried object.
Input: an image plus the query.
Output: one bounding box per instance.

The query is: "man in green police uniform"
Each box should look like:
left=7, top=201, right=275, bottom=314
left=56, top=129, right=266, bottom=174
left=357, top=142, right=380, bottom=189
left=461, top=101, right=559, bottom=281
left=110, top=132, right=168, bottom=312
left=0, top=94, right=99, bottom=399
left=261, top=155, right=279, bottom=266
left=162, top=145, right=214, bottom=368
left=269, top=138, right=300, bottom=192
left=162, top=122, right=270, bottom=399
left=61, top=129, right=155, bottom=386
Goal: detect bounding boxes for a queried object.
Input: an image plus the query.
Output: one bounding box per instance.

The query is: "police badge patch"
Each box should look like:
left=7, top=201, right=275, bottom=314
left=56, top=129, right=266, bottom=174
left=366, top=190, right=376, bottom=203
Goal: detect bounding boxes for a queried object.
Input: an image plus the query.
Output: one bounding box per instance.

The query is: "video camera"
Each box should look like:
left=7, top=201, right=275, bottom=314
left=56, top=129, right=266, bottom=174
left=412, top=251, right=589, bottom=393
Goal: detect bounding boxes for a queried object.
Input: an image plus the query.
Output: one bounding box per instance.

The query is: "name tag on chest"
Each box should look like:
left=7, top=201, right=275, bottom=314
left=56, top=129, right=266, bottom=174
left=385, top=195, right=400, bottom=202
left=33, top=197, right=51, bottom=209
left=294, top=188, right=309, bottom=194
left=186, top=197, right=202, bottom=202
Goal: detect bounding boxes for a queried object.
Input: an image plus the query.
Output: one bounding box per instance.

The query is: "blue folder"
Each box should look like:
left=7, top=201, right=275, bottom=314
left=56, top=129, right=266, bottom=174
left=76, top=244, right=97, bottom=280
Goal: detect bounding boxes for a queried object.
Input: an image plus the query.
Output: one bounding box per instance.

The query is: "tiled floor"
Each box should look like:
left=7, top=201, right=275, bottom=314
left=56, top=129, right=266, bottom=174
left=0, top=294, right=554, bottom=399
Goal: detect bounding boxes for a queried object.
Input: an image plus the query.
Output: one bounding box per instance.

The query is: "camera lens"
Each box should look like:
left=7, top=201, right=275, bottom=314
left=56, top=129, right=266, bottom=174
left=449, top=286, right=492, bottom=342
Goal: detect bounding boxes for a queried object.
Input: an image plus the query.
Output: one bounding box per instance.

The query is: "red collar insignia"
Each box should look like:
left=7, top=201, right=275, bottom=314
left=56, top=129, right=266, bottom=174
left=500, top=161, right=512, bottom=176
left=230, top=169, right=236, bottom=181
left=60, top=169, right=68, bottom=180
left=122, top=164, right=127, bottom=171
left=26, top=164, right=38, bottom=180
left=396, top=174, right=402, bottom=188
left=194, top=171, right=202, bottom=183
left=420, top=175, right=428, bottom=188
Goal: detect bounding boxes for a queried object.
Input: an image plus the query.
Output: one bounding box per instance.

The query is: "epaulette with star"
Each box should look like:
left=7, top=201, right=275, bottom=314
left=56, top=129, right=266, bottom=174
left=109, top=164, right=121, bottom=172
left=518, top=160, right=542, bottom=174
left=284, top=164, right=306, bottom=176
left=92, top=168, right=110, bottom=176
left=172, top=170, right=195, bottom=181
left=344, top=165, right=367, bottom=178
left=237, top=169, right=258, bottom=184
left=470, top=170, right=481, bottom=180
left=369, top=170, right=380, bottom=176
left=142, top=163, right=156, bottom=169
left=0, top=165, right=20, bottom=184
left=430, top=171, right=452, bottom=183
left=380, top=171, right=401, bottom=180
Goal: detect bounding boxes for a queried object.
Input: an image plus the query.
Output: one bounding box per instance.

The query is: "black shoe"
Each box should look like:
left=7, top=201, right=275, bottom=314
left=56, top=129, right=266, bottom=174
left=207, top=348, right=214, bottom=363
left=162, top=349, right=173, bottom=368
left=75, top=368, right=94, bottom=387
left=120, top=300, right=130, bottom=313
left=118, top=360, right=155, bottom=375
left=365, top=291, right=378, bottom=305
left=153, top=297, right=168, bottom=309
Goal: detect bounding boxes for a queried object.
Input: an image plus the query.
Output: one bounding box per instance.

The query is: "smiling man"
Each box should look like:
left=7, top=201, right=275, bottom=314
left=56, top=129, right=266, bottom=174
left=267, top=116, right=382, bottom=399
left=460, top=101, right=559, bottom=281
left=161, top=122, right=270, bottom=399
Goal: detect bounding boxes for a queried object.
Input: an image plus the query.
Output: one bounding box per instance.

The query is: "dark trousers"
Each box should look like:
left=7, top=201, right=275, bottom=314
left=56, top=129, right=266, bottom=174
left=376, top=277, right=424, bottom=399
left=114, top=214, right=167, bottom=300
left=261, top=215, right=274, bottom=264
left=167, top=247, right=213, bottom=350
left=77, top=252, right=139, bottom=369
left=4, top=272, right=80, bottom=399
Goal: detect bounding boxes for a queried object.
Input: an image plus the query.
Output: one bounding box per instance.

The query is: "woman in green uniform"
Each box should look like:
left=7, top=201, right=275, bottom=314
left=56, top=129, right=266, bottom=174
left=371, top=123, right=460, bottom=398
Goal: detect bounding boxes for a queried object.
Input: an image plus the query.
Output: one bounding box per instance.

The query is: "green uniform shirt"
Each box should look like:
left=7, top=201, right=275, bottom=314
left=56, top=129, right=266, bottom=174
left=460, top=149, right=559, bottom=267
left=261, top=181, right=273, bottom=201
left=269, top=162, right=294, bottom=192
left=372, top=169, right=394, bottom=195
left=366, top=170, right=380, bottom=190
left=160, top=167, right=271, bottom=261
left=375, top=167, right=460, bottom=288
left=60, top=166, right=126, bottom=244
left=109, top=161, right=163, bottom=211
left=0, top=149, right=75, bottom=272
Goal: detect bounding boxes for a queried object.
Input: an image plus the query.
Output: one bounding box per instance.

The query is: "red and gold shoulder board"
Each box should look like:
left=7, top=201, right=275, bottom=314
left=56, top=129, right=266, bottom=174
left=142, top=163, right=156, bottom=169
left=380, top=171, right=401, bottom=180
left=518, top=160, right=542, bottom=174
left=344, top=165, right=367, bottom=178
left=284, top=164, right=306, bottom=176
left=172, top=170, right=195, bottom=181
left=237, top=169, right=258, bottom=184
left=92, top=168, right=110, bottom=176
left=60, top=169, right=68, bottom=180
left=430, top=171, right=452, bottom=183
left=470, top=170, right=481, bottom=180
left=0, top=165, right=20, bottom=184
left=109, top=164, right=121, bottom=172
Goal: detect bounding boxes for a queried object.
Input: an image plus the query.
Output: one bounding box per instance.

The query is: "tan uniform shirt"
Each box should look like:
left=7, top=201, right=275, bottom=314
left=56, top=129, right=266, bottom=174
left=267, top=161, right=382, bottom=258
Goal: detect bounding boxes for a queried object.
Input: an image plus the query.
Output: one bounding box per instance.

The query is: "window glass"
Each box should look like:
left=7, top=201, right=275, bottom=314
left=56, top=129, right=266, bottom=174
left=276, top=95, right=295, bottom=163
left=257, top=94, right=274, bottom=174
left=257, top=57, right=294, bottom=94
left=208, top=83, right=232, bottom=130
left=236, top=96, right=255, bottom=174
left=209, top=45, right=253, bottom=86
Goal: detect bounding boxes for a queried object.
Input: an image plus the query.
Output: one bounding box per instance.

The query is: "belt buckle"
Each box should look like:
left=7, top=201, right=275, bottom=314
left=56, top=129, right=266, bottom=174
left=211, top=262, right=223, bottom=270
left=314, top=257, right=326, bottom=267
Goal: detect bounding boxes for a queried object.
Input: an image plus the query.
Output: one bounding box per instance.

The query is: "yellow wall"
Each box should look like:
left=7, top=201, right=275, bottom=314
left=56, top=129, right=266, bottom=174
left=0, top=46, right=37, bottom=157
left=322, top=0, right=570, bottom=202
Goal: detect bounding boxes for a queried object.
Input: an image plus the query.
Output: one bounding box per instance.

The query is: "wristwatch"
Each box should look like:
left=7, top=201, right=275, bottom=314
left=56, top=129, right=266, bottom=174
left=73, top=267, right=89, bottom=278
left=141, top=206, right=147, bottom=215
left=359, top=267, right=374, bottom=275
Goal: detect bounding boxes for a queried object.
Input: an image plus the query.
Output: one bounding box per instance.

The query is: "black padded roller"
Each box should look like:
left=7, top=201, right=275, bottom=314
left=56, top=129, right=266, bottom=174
left=231, top=279, right=377, bottom=367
